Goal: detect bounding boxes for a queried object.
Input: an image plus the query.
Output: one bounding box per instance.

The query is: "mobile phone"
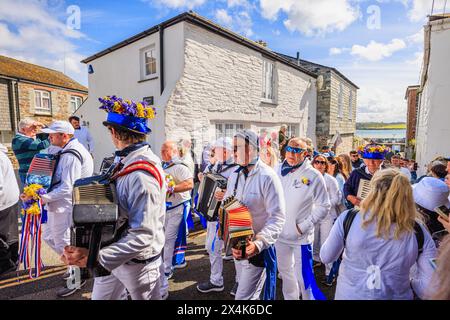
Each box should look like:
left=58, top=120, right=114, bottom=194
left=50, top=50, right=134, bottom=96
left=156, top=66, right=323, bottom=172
left=434, top=205, right=450, bottom=221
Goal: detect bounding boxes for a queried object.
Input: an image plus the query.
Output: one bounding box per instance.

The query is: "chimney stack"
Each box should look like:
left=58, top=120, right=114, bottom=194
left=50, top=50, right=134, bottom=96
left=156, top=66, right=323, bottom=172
left=296, top=51, right=300, bottom=66
left=256, top=40, right=267, bottom=47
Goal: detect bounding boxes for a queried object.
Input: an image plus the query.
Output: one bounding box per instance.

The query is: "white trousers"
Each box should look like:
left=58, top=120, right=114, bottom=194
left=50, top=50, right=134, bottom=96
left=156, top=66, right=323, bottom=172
left=205, top=221, right=223, bottom=286
left=234, top=259, right=266, bottom=300
left=92, top=260, right=161, bottom=300
left=275, top=242, right=314, bottom=300
left=160, top=205, right=184, bottom=296
left=42, top=210, right=71, bottom=256
left=313, top=217, right=334, bottom=276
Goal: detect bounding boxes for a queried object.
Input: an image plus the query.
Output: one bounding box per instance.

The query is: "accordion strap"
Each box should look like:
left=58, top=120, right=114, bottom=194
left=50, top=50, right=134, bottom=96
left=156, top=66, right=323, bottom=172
left=112, top=160, right=163, bottom=189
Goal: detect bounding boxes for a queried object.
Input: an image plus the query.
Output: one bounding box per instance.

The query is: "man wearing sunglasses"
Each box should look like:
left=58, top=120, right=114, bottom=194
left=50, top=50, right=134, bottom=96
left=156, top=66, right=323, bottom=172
left=223, top=129, right=285, bottom=300
left=350, top=150, right=363, bottom=170
left=274, top=138, right=331, bottom=300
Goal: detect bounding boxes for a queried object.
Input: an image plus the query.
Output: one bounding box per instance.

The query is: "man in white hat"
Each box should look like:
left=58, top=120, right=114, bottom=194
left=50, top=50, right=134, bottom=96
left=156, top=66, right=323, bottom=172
left=38, top=121, right=93, bottom=296
left=196, top=137, right=238, bottom=294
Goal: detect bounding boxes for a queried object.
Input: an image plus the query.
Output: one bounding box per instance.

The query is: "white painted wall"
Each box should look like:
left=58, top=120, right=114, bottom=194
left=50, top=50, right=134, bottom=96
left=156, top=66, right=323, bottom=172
left=416, top=18, right=450, bottom=176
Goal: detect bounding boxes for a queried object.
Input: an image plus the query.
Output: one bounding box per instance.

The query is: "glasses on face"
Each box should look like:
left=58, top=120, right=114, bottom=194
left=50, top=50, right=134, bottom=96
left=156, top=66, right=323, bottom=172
left=351, top=155, right=359, bottom=158
left=286, top=146, right=304, bottom=154
left=314, top=160, right=327, bottom=165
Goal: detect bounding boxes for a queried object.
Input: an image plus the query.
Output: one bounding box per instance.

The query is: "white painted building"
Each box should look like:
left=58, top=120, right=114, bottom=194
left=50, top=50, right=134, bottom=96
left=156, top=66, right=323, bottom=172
left=76, top=12, right=318, bottom=170
left=415, top=14, right=450, bottom=176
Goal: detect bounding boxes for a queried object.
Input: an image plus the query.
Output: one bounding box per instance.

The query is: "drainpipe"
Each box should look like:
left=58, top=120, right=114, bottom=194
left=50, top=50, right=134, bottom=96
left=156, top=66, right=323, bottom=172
left=159, top=25, right=165, bottom=95
left=7, top=80, right=17, bottom=134
left=14, top=81, right=20, bottom=129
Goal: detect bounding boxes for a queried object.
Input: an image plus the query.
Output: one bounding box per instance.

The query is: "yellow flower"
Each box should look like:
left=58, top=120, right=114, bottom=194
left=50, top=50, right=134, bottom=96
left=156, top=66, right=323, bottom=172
left=136, top=103, right=145, bottom=118
left=23, top=184, right=44, bottom=200
left=26, top=203, right=41, bottom=216
left=145, top=107, right=155, bottom=119
left=301, top=177, right=310, bottom=185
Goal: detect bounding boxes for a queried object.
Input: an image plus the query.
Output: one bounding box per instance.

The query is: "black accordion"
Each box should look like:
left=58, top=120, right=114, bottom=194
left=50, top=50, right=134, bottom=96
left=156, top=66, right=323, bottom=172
left=71, top=165, right=119, bottom=277
left=195, top=173, right=227, bottom=222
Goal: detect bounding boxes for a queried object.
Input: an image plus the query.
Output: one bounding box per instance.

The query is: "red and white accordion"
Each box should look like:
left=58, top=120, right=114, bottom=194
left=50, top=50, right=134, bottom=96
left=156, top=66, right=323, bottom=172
left=219, top=197, right=254, bottom=258
left=26, top=154, right=57, bottom=189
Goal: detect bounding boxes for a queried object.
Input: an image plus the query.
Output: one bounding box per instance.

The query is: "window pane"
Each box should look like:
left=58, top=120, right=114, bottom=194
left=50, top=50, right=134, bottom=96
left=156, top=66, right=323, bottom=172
left=43, top=97, right=50, bottom=109
left=35, top=91, right=41, bottom=108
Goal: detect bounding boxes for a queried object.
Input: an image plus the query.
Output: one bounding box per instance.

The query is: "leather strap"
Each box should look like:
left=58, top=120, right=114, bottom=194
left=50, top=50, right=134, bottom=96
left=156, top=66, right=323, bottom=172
left=112, top=160, right=163, bottom=189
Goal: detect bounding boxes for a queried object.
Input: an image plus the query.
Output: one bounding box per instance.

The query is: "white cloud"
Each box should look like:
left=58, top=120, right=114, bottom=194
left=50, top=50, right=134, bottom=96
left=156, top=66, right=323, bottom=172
left=215, top=9, right=233, bottom=27
left=259, top=0, right=359, bottom=36
left=146, top=0, right=206, bottom=9
left=406, top=29, right=424, bottom=45
left=0, top=0, right=87, bottom=85
left=350, top=38, right=406, bottom=61
left=329, top=47, right=351, bottom=55
left=406, top=51, right=424, bottom=67
left=227, top=0, right=250, bottom=8
left=407, top=0, right=447, bottom=22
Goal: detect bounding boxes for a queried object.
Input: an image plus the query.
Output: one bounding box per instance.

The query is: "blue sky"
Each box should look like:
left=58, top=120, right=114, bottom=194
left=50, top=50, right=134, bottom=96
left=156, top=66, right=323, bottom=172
left=0, top=0, right=447, bottom=122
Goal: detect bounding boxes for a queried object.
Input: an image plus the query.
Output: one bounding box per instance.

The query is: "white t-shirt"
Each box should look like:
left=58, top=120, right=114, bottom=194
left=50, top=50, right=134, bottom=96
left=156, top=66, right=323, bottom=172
left=165, top=162, right=193, bottom=207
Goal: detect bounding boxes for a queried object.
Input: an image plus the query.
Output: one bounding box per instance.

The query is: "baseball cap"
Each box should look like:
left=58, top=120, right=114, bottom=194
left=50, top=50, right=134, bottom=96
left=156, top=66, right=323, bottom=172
left=41, top=121, right=75, bottom=135
left=234, top=129, right=259, bottom=149
left=214, top=137, right=233, bottom=151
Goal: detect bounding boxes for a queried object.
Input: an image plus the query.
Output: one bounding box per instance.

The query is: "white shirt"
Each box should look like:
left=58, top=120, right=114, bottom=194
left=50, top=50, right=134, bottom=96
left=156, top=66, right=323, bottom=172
left=41, top=139, right=94, bottom=214
left=0, top=151, right=20, bottom=210
left=73, top=126, right=94, bottom=153
left=99, top=145, right=166, bottom=271
left=324, top=173, right=343, bottom=219
left=164, top=161, right=193, bottom=207
left=223, top=159, right=286, bottom=252
left=320, top=210, right=437, bottom=300
left=275, top=160, right=331, bottom=245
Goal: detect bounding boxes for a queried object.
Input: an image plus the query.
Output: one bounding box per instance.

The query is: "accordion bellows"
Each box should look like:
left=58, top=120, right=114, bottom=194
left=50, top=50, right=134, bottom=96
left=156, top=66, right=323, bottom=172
left=26, top=154, right=57, bottom=188
left=196, top=173, right=227, bottom=221
left=220, top=197, right=254, bottom=256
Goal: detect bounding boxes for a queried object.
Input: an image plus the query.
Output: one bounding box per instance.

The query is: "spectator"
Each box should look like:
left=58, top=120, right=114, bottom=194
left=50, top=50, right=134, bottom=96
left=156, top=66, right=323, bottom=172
left=349, top=150, right=363, bottom=170
left=0, top=150, right=20, bottom=275
left=413, top=177, right=449, bottom=235
left=279, top=124, right=288, bottom=160
left=12, top=118, right=50, bottom=184
left=430, top=163, right=447, bottom=181
left=260, top=138, right=279, bottom=168
left=337, top=154, right=352, bottom=178
left=320, top=169, right=437, bottom=300
left=427, top=235, right=450, bottom=299
left=69, top=116, right=95, bottom=156
left=330, top=157, right=349, bottom=212
left=445, top=157, right=450, bottom=174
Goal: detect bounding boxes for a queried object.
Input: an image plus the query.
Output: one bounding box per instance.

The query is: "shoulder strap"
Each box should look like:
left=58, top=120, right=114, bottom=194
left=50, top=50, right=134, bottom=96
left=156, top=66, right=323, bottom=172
left=413, top=222, right=424, bottom=255
left=356, top=167, right=372, bottom=180
left=113, top=160, right=163, bottom=189
left=343, top=208, right=359, bottom=246
left=59, top=149, right=83, bottom=164
left=165, top=161, right=189, bottom=170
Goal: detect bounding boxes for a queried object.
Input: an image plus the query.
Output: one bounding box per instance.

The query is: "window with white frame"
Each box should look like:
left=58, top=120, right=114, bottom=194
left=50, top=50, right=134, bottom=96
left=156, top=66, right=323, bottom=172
left=286, top=124, right=298, bottom=139
left=262, top=60, right=276, bottom=102
left=70, top=96, right=83, bottom=113
left=348, top=90, right=353, bottom=120
left=338, top=83, right=344, bottom=118
left=141, top=45, right=157, bottom=79
left=34, top=90, right=51, bottom=114
left=215, top=123, right=244, bottom=139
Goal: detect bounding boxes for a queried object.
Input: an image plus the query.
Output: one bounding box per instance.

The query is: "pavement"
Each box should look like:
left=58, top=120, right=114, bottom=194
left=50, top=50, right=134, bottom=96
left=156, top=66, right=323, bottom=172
left=0, top=222, right=336, bottom=300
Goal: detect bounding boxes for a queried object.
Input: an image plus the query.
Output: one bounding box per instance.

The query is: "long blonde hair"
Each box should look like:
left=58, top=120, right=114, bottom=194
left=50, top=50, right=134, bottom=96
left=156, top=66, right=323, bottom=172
left=338, top=154, right=352, bottom=178
left=360, top=169, right=420, bottom=239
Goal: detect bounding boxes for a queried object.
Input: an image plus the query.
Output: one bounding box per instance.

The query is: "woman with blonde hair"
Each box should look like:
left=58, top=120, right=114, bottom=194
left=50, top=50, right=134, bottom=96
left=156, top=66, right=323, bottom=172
left=338, top=153, right=352, bottom=177
left=320, top=169, right=437, bottom=300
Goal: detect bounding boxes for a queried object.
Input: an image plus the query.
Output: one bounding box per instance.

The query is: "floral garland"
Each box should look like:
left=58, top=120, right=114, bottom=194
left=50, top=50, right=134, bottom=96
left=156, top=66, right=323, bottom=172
left=165, top=174, right=176, bottom=198
left=21, top=184, right=46, bottom=215
left=358, top=144, right=388, bottom=155
left=98, top=95, right=156, bottom=119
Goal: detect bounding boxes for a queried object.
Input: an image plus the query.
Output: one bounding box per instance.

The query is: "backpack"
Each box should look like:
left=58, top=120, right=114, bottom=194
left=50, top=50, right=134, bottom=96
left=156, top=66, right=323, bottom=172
left=343, top=209, right=424, bottom=256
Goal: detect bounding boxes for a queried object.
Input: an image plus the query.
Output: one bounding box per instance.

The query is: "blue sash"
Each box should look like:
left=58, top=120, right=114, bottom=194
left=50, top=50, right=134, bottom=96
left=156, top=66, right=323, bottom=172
left=300, top=244, right=326, bottom=300
left=262, top=246, right=277, bottom=300
left=327, top=259, right=341, bottom=283
left=168, top=200, right=191, bottom=266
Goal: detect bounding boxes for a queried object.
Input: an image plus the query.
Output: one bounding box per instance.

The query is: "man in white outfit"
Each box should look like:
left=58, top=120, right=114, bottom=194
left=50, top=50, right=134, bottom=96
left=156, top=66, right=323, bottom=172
left=223, top=130, right=285, bottom=300
left=38, top=121, right=93, bottom=297
left=196, top=137, right=238, bottom=294
left=274, top=138, right=331, bottom=300
left=160, top=141, right=194, bottom=300
left=69, top=116, right=95, bottom=157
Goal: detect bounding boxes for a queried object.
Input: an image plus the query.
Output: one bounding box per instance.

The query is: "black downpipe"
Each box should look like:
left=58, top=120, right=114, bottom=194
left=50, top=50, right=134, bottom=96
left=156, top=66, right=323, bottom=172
left=159, top=25, right=165, bottom=95
left=14, top=82, right=20, bottom=128
left=7, top=80, right=17, bottom=134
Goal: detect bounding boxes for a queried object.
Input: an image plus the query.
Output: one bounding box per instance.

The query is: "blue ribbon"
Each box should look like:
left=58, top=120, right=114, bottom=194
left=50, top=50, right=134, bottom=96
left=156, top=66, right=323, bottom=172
left=171, top=201, right=191, bottom=267
left=300, top=244, right=326, bottom=300
left=263, top=246, right=277, bottom=300
left=192, top=192, right=208, bottom=229
left=106, top=112, right=151, bottom=134
left=327, top=259, right=341, bottom=284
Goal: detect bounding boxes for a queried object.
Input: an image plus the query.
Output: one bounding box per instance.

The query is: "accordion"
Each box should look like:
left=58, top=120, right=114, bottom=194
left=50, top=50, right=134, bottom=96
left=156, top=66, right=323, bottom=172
left=219, top=197, right=254, bottom=258
left=99, top=156, right=116, bottom=174
left=71, top=171, right=119, bottom=277
left=26, top=153, right=57, bottom=188
left=196, top=173, right=227, bottom=222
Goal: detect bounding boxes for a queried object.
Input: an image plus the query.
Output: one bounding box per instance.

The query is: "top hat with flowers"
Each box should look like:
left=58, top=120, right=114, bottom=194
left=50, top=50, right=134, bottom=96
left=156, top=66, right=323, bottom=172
left=99, top=95, right=156, bottom=135
left=358, top=144, right=388, bottom=160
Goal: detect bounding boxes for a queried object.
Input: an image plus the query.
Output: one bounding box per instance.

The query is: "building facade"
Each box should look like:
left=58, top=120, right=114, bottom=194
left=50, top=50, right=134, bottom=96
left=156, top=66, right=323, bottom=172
left=415, top=14, right=450, bottom=176
left=279, top=54, right=358, bottom=154
left=404, top=85, right=419, bottom=159
left=77, top=12, right=319, bottom=170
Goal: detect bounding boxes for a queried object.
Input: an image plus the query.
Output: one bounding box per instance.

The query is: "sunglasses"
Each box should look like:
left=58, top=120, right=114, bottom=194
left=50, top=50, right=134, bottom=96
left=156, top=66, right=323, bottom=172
left=314, top=160, right=327, bottom=165
left=286, top=146, right=304, bottom=154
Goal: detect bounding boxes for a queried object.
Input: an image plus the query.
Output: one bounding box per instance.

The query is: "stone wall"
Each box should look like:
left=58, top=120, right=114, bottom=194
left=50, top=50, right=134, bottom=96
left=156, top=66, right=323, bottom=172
left=164, top=22, right=317, bottom=156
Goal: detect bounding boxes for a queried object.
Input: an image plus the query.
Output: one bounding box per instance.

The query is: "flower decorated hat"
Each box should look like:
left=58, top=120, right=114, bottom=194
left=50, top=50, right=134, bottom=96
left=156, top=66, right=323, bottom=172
left=358, top=143, right=388, bottom=160
left=99, top=95, right=156, bottom=135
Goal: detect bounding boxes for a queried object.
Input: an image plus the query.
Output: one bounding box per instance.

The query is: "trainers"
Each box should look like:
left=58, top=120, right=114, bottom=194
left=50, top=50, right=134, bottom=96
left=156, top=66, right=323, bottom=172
left=197, top=281, right=224, bottom=293
left=277, top=272, right=282, bottom=280
left=161, top=292, right=169, bottom=300
left=56, top=280, right=86, bottom=298
left=165, top=271, right=173, bottom=280
left=62, top=271, right=71, bottom=281
left=222, top=255, right=233, bottom=261
left=173, top=261, right=187, bottom=269
left=230, top=282, right=238, bottom=296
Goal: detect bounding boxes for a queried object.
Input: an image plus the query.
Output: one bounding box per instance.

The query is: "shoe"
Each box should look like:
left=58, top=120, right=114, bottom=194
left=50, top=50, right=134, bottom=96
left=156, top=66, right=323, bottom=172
left=230, top=282, right=238, bottom=296
left=165, top=271, right=173, bottom=280
left=56, top=280, right=86, bottom=298
left=161, top=292, right=169, bottom=300
left=173, top=261, right=187, bottom=269
left=277, top=273, right=282, bottom=280
left=62, top=271, right=70, bottom=281
left=222, top=255, right=233, bottom=261
left=197, top=281, right=224, bottom=293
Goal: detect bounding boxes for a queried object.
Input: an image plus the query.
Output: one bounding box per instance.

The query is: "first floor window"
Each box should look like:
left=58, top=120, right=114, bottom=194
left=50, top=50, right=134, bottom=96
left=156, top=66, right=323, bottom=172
left=215, top=123, right=244, bottom=139
left=262, top=60, right=275, bottom=102
left=35, top=90, right=51, bottom=114
left=70, top=96, right=83, bottom=113
left=286, top=125, right=298, bottom=139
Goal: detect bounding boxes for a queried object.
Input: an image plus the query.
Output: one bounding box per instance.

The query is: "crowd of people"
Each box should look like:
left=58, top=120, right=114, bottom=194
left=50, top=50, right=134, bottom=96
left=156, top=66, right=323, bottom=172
left=0, top=98, right=449, bottom=301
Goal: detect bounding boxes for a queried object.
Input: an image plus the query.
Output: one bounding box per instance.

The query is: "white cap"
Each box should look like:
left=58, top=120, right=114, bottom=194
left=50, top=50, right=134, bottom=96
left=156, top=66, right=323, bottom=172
left=413, top=177, right=450, bottom=211
left=41, top=120, right=75, bottom=135
left=214, top=137, right=233, bottom=151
